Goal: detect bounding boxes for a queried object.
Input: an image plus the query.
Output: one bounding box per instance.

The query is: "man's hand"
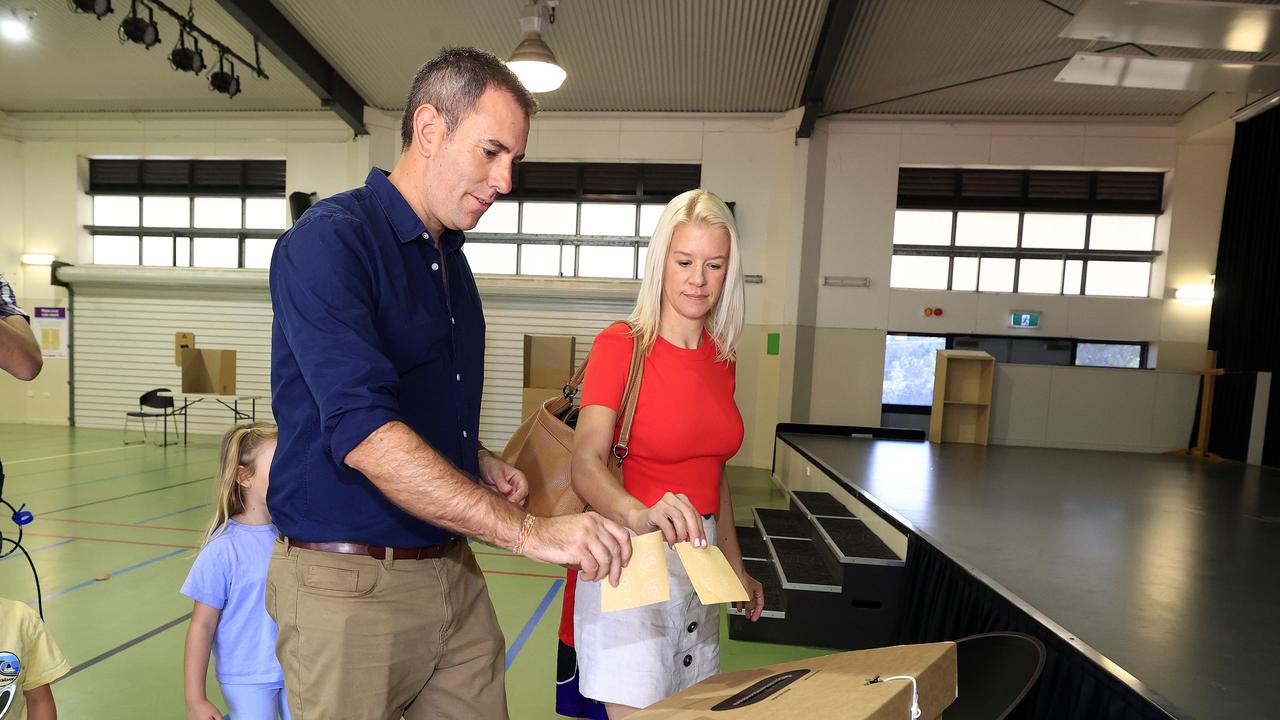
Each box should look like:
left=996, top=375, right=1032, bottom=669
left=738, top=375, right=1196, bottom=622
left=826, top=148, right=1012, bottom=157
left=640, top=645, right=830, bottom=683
left=477, top=448, right=528, bottom=505
left=522, top=512, right=633, bottom=587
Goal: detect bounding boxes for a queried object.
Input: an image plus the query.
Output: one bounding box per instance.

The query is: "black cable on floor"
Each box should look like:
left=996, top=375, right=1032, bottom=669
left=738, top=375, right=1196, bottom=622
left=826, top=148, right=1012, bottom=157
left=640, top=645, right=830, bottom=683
left=1, top=496, right=45, bottom=620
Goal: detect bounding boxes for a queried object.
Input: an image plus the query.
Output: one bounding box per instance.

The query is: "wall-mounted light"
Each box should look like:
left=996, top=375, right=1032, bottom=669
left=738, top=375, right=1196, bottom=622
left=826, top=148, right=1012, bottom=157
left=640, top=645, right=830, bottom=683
left=21, top=253, right=56, bottom=266
left=1174, top=285, right=1215, bottom=301
left=506, top=0, right=565, bottom=93
left=744, top=274, right=763, bottom=284
left=822, top=275, right=871, bottom=288
left=1, top=8, right=36, bottom=42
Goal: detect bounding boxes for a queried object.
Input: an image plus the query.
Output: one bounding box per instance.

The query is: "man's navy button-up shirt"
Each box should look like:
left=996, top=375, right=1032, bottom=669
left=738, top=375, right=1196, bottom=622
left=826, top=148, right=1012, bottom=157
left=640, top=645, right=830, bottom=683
left=268, top=168, right=484, bottom=547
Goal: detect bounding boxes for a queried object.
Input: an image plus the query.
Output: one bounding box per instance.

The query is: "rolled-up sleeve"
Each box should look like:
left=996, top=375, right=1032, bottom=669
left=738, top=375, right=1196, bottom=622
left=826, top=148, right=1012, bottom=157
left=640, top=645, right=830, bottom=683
left=271, top=215, right=402, bottom=465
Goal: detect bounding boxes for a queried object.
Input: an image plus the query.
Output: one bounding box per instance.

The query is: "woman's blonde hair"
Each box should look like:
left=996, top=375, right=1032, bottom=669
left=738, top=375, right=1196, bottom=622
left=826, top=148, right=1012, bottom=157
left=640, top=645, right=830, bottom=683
left=203, top=423, right=278, bottom=546
left=628, top=188, right=744, bottom=362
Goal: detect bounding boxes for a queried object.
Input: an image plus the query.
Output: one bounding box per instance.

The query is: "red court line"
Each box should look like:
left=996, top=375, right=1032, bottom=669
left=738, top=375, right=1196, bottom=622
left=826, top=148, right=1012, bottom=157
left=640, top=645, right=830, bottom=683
left=481, top=569, right=564, bottom=580
left=37, top=517, right=202, bottom=533
left=23, top=531, right=197, bottom=551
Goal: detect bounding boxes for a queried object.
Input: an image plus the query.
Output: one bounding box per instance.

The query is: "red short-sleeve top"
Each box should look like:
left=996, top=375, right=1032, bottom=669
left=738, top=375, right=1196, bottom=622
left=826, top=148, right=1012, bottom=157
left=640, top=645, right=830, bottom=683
left=579, top=322, right=744, bottom=515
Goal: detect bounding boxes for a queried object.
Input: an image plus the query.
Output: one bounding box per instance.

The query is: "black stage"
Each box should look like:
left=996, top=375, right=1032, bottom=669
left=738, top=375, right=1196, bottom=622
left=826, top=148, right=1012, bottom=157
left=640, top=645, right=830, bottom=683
left=778, top=430, right=1280, bottom=720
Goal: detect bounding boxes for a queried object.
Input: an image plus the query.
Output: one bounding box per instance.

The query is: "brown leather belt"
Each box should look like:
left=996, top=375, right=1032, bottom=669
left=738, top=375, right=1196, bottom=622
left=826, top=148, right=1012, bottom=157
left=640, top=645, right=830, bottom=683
left=288, top=538, right=456, bottom=560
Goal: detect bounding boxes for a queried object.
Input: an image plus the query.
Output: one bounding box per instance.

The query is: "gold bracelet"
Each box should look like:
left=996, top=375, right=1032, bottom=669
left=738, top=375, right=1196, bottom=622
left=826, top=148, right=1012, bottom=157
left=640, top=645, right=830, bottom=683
left=513, top=514, right=536, bottom=555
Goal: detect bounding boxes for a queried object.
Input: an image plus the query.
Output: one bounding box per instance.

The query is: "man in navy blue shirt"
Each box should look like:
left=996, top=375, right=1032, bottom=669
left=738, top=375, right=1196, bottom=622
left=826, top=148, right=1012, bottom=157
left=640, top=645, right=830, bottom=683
left=267, top=48, right=631, bottom=720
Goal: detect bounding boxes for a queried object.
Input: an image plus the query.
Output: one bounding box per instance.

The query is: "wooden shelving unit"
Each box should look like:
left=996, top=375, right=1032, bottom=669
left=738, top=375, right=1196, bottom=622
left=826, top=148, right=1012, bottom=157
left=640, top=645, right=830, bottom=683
left=929, top=350, right=995, bottom=445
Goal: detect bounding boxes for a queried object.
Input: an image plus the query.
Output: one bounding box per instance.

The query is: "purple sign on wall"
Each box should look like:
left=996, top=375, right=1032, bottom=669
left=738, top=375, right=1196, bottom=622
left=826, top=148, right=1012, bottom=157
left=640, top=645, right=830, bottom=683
left=35, top=307, right=66, bottom=319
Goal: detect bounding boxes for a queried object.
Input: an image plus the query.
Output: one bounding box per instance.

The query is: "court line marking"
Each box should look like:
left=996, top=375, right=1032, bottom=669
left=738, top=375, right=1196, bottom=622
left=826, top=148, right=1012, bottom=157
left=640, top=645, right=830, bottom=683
left=38, top=517, right=203, bottom=533
left=55, top=613, right=192, bottom=684
left=6, top=445, right=143, bottom=465
left=506, top=579, right=564, bottom=670
left=41, top=476, right=212, bottom=515
left=30, top=547, right=189, bottom=605
left=23, top=531, right=197, bottom=550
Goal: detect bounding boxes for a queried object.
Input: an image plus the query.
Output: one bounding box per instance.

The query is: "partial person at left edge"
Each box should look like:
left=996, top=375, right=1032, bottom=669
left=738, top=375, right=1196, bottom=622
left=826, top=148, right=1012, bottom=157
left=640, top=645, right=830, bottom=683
left=0, top=270, right=42, bottom=381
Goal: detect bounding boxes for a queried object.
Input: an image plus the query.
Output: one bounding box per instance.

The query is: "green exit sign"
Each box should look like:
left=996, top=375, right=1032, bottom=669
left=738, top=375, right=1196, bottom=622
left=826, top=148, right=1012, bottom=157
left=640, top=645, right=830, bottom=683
left=1010, top=311, right=1041, bottom=329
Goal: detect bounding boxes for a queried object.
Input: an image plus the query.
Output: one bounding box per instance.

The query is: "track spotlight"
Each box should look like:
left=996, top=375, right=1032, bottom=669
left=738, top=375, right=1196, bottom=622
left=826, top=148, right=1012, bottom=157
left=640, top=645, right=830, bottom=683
left=69, top=0, right=113, bottom=19
left=209, top=52, right=240, bottom=97
left=118, top=0, right=159, bottom=48
left=169, top=28, right=203, bottom=73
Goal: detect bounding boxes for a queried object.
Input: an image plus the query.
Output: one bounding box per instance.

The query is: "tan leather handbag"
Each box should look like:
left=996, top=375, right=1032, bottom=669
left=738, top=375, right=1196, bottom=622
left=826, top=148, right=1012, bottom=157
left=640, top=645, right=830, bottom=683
left=501, top=323, right=644, bottom=517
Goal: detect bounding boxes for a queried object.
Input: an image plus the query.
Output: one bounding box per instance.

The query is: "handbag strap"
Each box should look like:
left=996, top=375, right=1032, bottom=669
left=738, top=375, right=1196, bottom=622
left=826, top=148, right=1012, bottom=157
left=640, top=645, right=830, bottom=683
left=560, top=322, right=644, bottom=466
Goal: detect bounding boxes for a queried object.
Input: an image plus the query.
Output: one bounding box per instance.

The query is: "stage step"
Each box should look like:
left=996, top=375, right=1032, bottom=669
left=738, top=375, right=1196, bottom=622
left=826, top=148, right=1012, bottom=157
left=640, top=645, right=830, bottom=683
left=754, top=507, right=812, bottom=539
left=814, top=516, right=900, bottom=565
left=736, top=525, right=769, bottom=561
left=792, top=490, right=855, bottom=518
left=770, top=537, right=842, bottom=592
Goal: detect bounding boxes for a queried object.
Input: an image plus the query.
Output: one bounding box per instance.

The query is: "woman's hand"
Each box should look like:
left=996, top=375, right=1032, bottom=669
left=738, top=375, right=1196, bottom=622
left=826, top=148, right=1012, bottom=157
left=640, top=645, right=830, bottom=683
left=626, top=491, right=707, bottom=547
left=186, top=699, right=224, bottom=720
left=735, top=572, right=765, bottom=622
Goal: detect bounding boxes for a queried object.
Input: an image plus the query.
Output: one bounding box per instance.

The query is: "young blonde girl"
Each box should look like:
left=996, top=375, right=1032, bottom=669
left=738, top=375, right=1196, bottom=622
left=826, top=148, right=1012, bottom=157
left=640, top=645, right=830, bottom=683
left=181, top=424, right=290, bottom=720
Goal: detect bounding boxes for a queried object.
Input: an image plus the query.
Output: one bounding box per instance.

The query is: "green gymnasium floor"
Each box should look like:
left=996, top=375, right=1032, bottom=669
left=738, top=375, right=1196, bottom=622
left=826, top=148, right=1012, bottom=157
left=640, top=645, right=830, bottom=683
left=0, top=424, right=829, bottom=719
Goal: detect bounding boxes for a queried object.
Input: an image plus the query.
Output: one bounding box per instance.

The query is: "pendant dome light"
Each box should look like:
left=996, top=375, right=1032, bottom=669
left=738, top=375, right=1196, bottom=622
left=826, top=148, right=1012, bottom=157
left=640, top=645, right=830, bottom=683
left=506, top=0, right=565, bottom=93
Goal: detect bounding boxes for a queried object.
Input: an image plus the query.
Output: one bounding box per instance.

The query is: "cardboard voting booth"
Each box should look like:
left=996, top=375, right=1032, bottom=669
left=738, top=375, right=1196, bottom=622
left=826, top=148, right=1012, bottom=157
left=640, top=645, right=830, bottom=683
left=181, top=348, right=237, bottom=395
left=632, top=642, right=957, bottom=720
left=522, top=334, right=576, bottom=417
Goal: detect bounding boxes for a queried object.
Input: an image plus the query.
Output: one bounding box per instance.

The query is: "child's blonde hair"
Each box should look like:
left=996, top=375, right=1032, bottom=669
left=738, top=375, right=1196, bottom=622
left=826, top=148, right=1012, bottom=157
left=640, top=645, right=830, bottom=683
left=203, top=423, right=278, bottom=546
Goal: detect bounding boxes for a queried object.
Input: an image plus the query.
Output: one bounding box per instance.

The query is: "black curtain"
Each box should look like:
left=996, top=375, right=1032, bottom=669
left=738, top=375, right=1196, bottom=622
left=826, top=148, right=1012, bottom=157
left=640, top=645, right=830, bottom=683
left=1207, top=108, right=1280, bottom=464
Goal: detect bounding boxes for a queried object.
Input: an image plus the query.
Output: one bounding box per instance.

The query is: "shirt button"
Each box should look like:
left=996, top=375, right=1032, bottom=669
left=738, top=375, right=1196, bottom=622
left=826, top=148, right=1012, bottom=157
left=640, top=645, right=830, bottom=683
left=456, top=373, right=461, bottom=381
left=421, top=232, right=429, bottom=240
left=682, top=654, right=692, bottom=668
left=431, top=262, right=439, bottom=271
left=463, top=430, right=468, bottom=438
left=687, top=621, right=698, bottom=633
left=451, top=317, right=456, bottom=325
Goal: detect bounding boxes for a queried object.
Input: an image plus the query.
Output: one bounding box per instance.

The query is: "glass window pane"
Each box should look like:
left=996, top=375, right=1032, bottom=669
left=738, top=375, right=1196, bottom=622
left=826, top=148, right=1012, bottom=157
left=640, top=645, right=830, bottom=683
left=93, top=196, right=139, bottom=226
left=1089, top=215, right=1156, bottom=250
left=245, top=198, right=287, bottom=230
left=1022, top=213, right=1085, bottom=249
left=142, top=196, right=190, bottom=228
left=521, top=202, right=577, bottom=235
left=244, top=237, right=276, bottom=269
left=890, top=255, right=949, bottom=289
left=1009, top=338, right=1072, bottom=365
left=578, top=245, right=635, bottom=279
left=142, top=236, right=175, bottom=266
left=93, top=235, right=139, bottom=264
left=463, top=243, right=517, bottom=274
left=639, top=204, right=666, bottom=237
left=637, top=245, right=649, bottom=279
left=176, top=237, right=192, bottom=267
left=471, top=201, right=519, bottom=233
left=1076, top=342, right=1143, bottom=369
left=956, top=212, right=1018, bottom=247
left=951, top=256, right=978, bottom=291
left=561, top=245, right=577, bottom=277
left=580, top=203, right=637, bottom=236
left=192, top=237, right=239, bottom=268
left=882, top=334, right=948, bottom=406
left=194, top=197, right=242, bottom=229
left=1064, top=259, right=1083, bottom=294
left=520, top=244, right=561, bottom=276
left=978, top=257, right=1016, bottom=292
left=893, top=210, right=952, bottom=246
left=1085, top=260, right=1150, bottom=297
left=1017, top=258, right=1064, bottom=294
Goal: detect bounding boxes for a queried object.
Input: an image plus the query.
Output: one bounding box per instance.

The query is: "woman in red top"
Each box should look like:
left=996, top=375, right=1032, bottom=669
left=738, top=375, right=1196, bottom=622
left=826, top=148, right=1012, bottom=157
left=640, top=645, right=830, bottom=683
left=567, top=188, right=765, bottom=718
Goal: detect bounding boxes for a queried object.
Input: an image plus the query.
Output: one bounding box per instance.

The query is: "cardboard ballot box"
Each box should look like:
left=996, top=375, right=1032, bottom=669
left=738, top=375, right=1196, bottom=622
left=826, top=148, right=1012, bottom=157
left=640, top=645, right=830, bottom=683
left=523, top=334, right=576, bottom=388
left=522, top=386, right=564, bottom=419
left=181, top=348, right=237, bottom=395
left=633, top=642, right=957, bottom=720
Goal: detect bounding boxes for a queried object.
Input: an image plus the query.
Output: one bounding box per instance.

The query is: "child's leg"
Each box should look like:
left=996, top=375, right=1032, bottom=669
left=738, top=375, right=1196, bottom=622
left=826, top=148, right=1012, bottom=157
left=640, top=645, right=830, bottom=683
left=275, top=686, right=292, bottom=720
left=220, top=683, right=282, bottom=720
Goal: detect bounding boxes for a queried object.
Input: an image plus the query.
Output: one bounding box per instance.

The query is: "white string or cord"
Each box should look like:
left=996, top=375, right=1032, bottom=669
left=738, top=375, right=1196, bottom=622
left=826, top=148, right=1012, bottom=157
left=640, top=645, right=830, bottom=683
left=880, top=675, right=922, bottom=720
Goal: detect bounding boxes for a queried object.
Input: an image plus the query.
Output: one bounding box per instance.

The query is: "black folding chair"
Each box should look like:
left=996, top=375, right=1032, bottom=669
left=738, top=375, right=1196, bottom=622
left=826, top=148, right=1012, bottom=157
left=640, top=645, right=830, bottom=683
left=123, top=388, right=183, bottom=447
left=947, top=631, right=1047, bottom=720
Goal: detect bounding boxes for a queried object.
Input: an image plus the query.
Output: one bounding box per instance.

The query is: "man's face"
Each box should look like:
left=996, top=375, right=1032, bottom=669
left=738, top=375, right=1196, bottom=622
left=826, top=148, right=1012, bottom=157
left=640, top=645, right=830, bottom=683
left=423, top=87, right=528, bottom=234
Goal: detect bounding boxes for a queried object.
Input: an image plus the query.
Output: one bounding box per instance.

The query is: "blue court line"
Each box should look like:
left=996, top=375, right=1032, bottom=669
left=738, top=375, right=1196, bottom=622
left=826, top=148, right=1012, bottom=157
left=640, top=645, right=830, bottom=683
left=12, top=459, right=207, bottom=498
left=505, top=578, right=564, bottom=671
left=31, top=547, right=188, bottom=605
left=0, top=538, right=76, bottom=561
left=133, top=502, right=210, bottom=525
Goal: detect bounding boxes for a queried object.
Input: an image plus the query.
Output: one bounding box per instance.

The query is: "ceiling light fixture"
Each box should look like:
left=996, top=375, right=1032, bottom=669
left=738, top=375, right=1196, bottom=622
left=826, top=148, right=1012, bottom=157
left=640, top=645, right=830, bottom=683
left=506, top=0, right=565, bottom=93
left=209, top=51, right=240, bottom=97
left=169, top=25, right=203, bottom=73
left=68, top=0, right=112, bottom=20
left=118, top=0, right=159, bottom=48
left=20, top=254, right=56, bottom=266
left=1, top=8, right=35, bottom=42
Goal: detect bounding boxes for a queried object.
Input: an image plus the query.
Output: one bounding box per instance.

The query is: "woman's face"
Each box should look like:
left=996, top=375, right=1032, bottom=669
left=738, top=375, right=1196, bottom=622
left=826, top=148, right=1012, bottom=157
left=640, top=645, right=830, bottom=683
left=662, top=222, right=730, bottom=324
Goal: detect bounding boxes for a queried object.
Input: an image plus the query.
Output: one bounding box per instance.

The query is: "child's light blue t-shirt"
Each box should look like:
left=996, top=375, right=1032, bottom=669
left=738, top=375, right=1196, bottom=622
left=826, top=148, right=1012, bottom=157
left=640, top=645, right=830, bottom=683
left=180, top=519, right=283, bottom=685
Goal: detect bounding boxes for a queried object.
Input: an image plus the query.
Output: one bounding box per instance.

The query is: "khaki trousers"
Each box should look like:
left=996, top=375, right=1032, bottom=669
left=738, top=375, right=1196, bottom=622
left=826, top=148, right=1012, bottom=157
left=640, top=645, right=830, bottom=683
left=266, top=537, right=508, bottom=720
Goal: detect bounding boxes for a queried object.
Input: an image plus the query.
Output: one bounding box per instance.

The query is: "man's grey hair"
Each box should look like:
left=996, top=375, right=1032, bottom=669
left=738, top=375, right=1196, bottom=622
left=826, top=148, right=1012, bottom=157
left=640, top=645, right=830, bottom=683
left=400, top=47, right=538, bottom=151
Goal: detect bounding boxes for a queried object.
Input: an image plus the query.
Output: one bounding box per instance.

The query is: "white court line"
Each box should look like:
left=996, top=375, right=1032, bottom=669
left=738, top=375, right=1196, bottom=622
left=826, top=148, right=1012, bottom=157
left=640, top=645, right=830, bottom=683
left=5, top=445, right=143, bottom=465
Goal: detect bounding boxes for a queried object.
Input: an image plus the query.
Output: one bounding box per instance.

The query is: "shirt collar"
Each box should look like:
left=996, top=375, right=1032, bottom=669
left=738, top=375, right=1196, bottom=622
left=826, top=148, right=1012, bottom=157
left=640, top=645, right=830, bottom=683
left=366, top=167, right=466, bottom=253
